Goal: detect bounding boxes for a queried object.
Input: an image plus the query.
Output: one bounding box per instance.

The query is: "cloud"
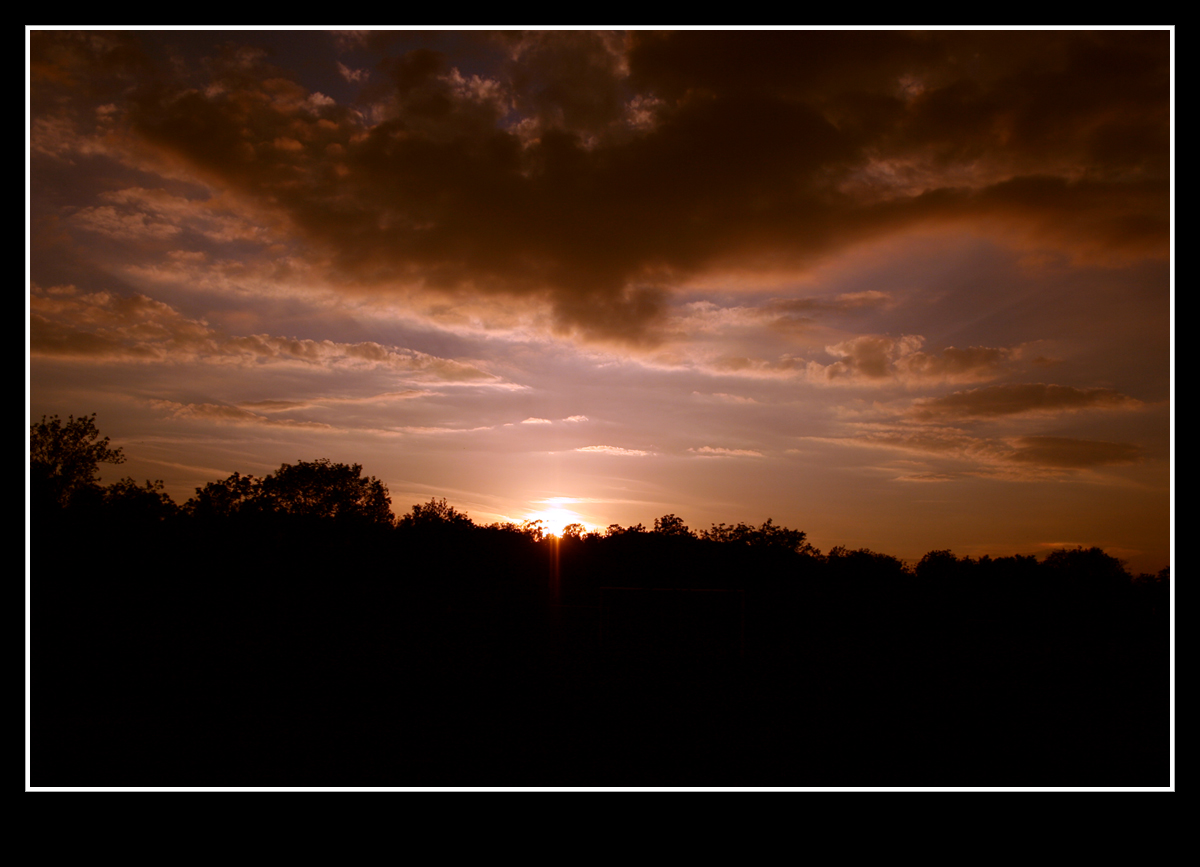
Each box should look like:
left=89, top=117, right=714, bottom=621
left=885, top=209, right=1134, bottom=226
left=70, top=187, right=270, bottom=245
left=1002, top=436, right=1142, bottom=468
left=700, top=392, right=758, bottom=404
left=672, top=292, right=891, bottom=341
left=150, top=400, right=335, bottom=430
left=765, top=291, right=892, bottom=335
left=814, top=425, right=1143, bottom=474
left=31, top=286, right=213, bottom=361
left=31, top=113, right=110, bottom=162
left=689, top=446, right=764, bottom=458
left=238, top=391, right=430, bottom=412
left=151, top=398, right=499, bottom=438
left=71, top=204, right=183, bottom=241
left=817, top=335, right=1011, bottom=384
left=29, top=283, right=502, bottom=383
left=576, top=445, right=651, bottom=456
left=910, top=383, right=1143, bottom=419
left=35, top=30, right=1164, bottom=344
left=824, top=427, right=986, bottom=459
left=709, top=354, right=809, bottom=378
left=521, top=417, right=553, bottom=424
left=665, top=334, right=1010, bottom=385
left=336, top=61, right=369, bottom=84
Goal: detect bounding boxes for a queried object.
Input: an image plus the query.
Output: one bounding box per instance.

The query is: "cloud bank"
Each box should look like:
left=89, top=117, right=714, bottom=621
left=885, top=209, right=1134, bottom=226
left=31, top=30, right=1169, bottom=344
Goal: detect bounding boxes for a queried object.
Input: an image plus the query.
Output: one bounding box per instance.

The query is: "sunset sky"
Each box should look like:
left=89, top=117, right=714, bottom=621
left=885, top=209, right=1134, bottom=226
left=27, top=28, right=1173, bottom=572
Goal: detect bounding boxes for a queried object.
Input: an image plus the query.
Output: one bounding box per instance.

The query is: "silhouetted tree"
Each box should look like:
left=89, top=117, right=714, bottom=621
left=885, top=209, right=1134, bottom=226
left=483, top=518, right=548, bottom=542
left=184, top=460, right=392, bottom=527
left=915, top=549, right=961, bottom=585
left=826, top=546, right=908, bottom=583
left=30, top=413, right=125, bottom=510
left=103, top=477, right=179, bottom=524
left=653, top=514, right=693, bottom=538
left=399, top=497, right=473, bottom=530
left=1132, top=567, right=1169, bottom=618
left=258, top=459, right=392, bottom=525
left=1040, top=546, right=1132, bottom=621
left=703, top=518, right=812, bottom=554
left=1041, top=546, right=1129, bottom=593
left=185, top=471, right=258, bottom=521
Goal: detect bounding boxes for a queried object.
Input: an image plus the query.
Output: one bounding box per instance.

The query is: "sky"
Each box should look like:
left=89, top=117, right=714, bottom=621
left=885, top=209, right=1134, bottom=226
left=27, top=28, right=1173, bottom=573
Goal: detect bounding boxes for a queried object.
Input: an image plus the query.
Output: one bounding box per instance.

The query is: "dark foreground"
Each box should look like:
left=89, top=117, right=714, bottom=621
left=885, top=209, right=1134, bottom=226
left=35, top=557, right=1168, bottom=787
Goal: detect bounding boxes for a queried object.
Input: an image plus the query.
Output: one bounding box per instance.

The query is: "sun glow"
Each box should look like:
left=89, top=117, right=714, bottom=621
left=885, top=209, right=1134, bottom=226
left=524, top=499, right=595, bottom=537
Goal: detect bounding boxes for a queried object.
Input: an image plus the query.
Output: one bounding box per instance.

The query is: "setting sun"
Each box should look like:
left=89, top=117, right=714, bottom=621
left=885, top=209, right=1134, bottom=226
left=524, top=502, right=586, bottom=537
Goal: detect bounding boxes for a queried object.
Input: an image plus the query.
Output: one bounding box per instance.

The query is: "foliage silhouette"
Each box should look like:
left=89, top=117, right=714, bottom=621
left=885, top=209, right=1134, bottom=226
left=259, top=459, right=392, bottom=525
left=31, top=417, right=1170, bottom=785
left=30, top=413, right=125, bottom=510
left=702, top=518, right=814, bottom=555
left=185, top=471, right=258, bottom=521
left=399, top=497, right=473, bottom=530
left=185, top=459, right=392, bottom=526
left=653, top=513, right=692, bottom=537
left=103, top=477, right=179, bottom=524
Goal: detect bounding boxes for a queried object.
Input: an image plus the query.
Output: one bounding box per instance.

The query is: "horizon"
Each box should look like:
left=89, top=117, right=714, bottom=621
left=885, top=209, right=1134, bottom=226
left=28, top=28, right=1172, bottom=575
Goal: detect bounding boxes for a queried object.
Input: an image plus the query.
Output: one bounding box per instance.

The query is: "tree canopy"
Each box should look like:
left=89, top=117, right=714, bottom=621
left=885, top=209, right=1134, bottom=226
left=30, top=413, right=126, bottom=509
left=398, top=497, right=474, bottom=530
left=185, top=459, right=393, bottom=526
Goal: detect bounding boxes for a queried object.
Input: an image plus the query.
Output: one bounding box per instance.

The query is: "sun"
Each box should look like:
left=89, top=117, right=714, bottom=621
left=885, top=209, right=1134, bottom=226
left=525, top=506, right=581, bottom=537
left=524, top=499, right=595, bottom=537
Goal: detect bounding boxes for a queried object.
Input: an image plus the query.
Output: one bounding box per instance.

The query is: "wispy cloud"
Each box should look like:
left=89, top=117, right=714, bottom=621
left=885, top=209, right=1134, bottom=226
left=150, top=400, right=336, bottom=430
left=812, top=426, right=1144, bottom=476
left=910, top=383, right=1143, bottom=420
left=689, top=446, right=764, bottom=457
left=576, top=445, right=652, bottom=457
left=238, top=391, right=431, bottom=412
left=30, top=283, right=503, bottom=383
left=1003, top=436, right=1142, bottom=468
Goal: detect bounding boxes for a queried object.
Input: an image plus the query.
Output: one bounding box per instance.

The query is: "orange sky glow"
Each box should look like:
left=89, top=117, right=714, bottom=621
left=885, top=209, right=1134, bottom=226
left=28, top=27, right=1172, bottom=574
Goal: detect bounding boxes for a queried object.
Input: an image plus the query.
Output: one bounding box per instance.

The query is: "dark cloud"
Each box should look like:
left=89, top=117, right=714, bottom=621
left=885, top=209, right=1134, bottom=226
left=37, top=30, right=1169, bottom=343
left=503, top=31, right=631, bottom=139
left=1004, top=436, right=1141, bottom=468
left=911, top=383, right=1142, bottom=419
left=824, top=427, right=1141, bottom=474
left=30, top=30, right=153, bottom=98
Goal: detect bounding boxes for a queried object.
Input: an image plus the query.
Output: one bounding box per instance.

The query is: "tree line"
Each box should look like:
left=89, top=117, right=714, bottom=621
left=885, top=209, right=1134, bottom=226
left=30, top=414, right=1170, bottom=785
left=30, top=413, right=1169, bottom=593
